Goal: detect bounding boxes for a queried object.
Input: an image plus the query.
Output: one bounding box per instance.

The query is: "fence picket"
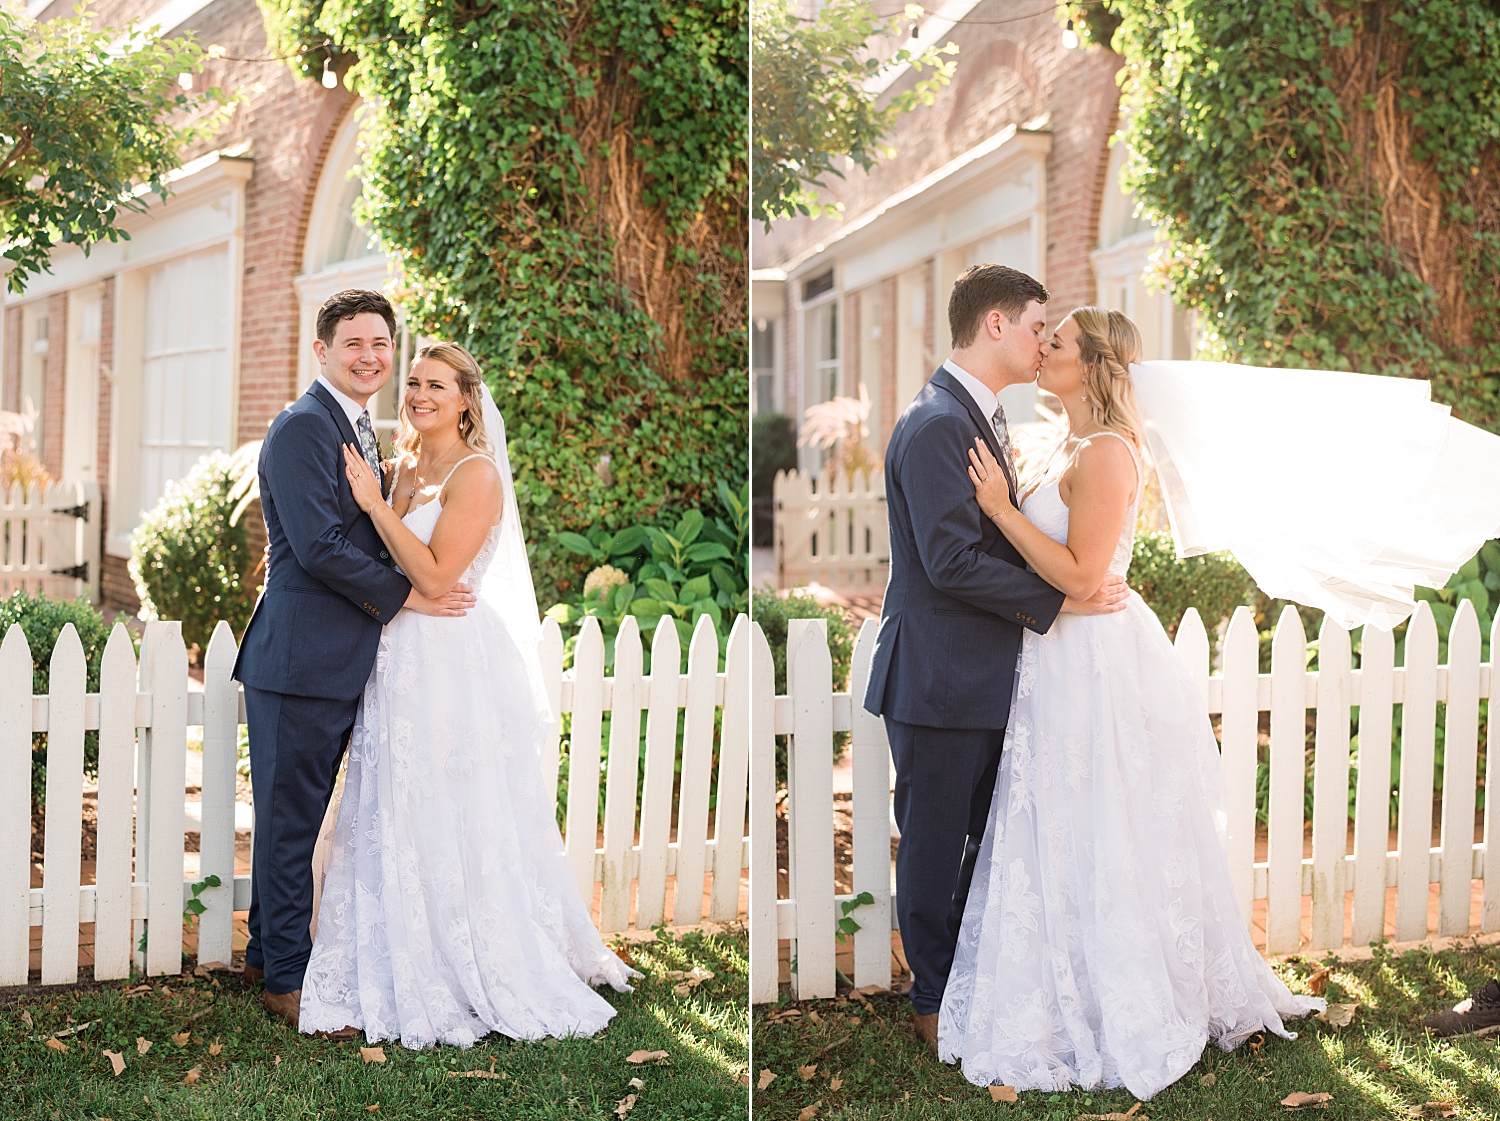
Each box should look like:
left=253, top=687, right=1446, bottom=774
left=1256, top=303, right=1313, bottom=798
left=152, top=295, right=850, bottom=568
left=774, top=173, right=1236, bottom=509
left=539, top=617, right=564, bottom=822
left=1266, top=606, right=1307, bottom=955
left=1220, top=607, right=1259, bottom=931
left=1309, top=618, right=1351, bottom=950
left=1439, top=600, right=1480, bottom=936
left=1396, top=603, right=1438, bottom=942
left=600, top=617, right=642, bottom=932
left=145, top=623, right=188, bottom=976
left=749, top=622, right=779, bottom=1004
left=1174, top=608, right=1209, bottom=705
left=92, top=625, right=136, bottom=981
left=1487, top=611, right=1500, bottom=933
left=40, top=625, right=85, bottom=984
left=672, top=617, right=719, bottom=926
left=789, top=621, right=836, bottom=999
left=198, top=622, right=239, bottom=965
left=0, top=625, right=31, bottom=985
left=710, top=617, right=750, bottom=922
left=848, top=619, right=891, bottom=988
left=1352, top=622, right=1395, bottom=945
left=564, top=618, right=606, bottom=904
left=635, top=618, right=682, bottom=928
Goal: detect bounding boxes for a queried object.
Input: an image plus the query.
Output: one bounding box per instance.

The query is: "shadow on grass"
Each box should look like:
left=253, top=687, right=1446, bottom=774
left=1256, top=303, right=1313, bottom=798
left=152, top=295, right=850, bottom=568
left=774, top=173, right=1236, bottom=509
left=3, top=927, right=748, bottom=1121
left=751, top=943, right=1500, bottom=1120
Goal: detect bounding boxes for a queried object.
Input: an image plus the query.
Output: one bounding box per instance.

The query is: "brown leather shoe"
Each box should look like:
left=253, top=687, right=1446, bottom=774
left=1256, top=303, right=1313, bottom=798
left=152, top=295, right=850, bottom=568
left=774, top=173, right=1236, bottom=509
left=316, top=1025, right=364, bottom=1042
left=243, top=965, right=264, bottom=986
left=262, top=988, right=301, bottom=1029
left=910, top=1011, right=939, bottom=1057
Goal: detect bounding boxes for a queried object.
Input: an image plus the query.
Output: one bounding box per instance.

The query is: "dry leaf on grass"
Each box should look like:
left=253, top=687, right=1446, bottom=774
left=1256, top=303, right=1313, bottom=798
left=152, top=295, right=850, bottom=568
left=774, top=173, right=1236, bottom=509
left=989, top=1085, right=1018, bottom=1102
left=19, top=1010, right=32, bottom=1029
left=1314, top=1004, right=1357, bottom=1028
left=1423, top=1104, right=1457, bottom=1118
left=757, top=1070, right=777, bottom=1091
left=365, top=1106, right=379, bottom=1113
left=797, top=1106, right=820, bottom=1121
left=798, top=1064, right=817, bottom=1081
left=170, top=1032, right=191, bottom=1046
left=445, top=1070, right=501, bottom=1080
left=1281, top=1091, right=1333, bottom=1108
left=1078, top=1104, right=1143, bottom=1120
left=182, top=1067, right=201, bottom=1085
left=102, top=1050, right=126, bottom=1076
left=136, top=1037, right=153, bottom=1055
left=1307, top=968, right=1331, bottom=996
left=360, top=1047, right=387, bottom=1064
left=208, top=1041, right=222, bottom=1057
left=44, top=1038, right=67, bottom=1053
left=1200, top=1074, right=1217, bottom=1087
left=273, top=1055, right=282, bottom=1066
left=848, top=1016, right=861, bottom=1027
left=625, top=1050, right=669, bottom=1064
left=615, top=1093, right=637, bottom=1118
left=829, top=1076, right=843, bottom=1091
left=808, top=1011, right=822, bottom=1025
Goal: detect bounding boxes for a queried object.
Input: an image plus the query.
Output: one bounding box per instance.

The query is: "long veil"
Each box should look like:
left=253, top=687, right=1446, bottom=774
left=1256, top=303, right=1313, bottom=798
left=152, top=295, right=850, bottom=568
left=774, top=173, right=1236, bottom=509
left=1129, top=360, right=1500, bottom=631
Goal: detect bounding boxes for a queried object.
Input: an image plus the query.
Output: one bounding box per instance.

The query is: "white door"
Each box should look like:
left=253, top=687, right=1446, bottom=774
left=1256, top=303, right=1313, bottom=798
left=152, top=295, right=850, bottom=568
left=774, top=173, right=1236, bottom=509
left=139, top=249, right=233, bottom=515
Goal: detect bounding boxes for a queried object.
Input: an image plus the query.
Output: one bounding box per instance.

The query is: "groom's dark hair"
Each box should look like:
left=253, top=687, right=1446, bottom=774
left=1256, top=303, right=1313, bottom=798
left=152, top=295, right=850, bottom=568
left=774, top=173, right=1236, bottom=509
left=949, top=265, right=1049, bottom=348
left=317, top=289, right=398, bottom=345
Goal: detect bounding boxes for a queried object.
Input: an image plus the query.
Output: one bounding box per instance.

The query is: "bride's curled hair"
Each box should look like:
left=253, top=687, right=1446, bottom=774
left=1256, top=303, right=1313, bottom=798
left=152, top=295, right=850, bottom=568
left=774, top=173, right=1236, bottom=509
left=394, top=342, right=493, bottom=459
left=1070, top=306, right=1145, bottom=444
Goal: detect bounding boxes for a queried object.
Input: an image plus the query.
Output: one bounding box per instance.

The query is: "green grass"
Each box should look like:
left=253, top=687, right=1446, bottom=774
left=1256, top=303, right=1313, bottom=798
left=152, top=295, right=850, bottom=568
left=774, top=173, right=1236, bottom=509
left=751, top=942, right=1500, bottom=1119
left=3, top=927, right=748, bottom=1120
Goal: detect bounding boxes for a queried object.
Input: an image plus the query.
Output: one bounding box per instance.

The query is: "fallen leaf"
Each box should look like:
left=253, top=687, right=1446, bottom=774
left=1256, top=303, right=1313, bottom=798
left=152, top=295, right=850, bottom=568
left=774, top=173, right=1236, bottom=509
left=625, top=1050, right=669, bottom=1064
left=1314, top=1004, right=1357, bottom=1028
left=360, top=1047, right=387, bottom=1064
left=738, top=1072, right=751, bottom=1087
left=198, top=961, right=230, bottom=972
left=1307, top=968, right=1331, bottom=996
left=159, top=986, right=173, bottom=997
left=798, top=1063, right=817, bottom=1081
left=808, top=1010, right=822, bottom=1025
left=445, top=1070, right=501, bottom=1079
left=1375, top=1061, right=1391, bottom=1070
left=170, top=1032, right=191, bottom=1046
left=273, top=1055, right=282, bottom=1066
left=193, top=966, right=210, bottom=979
left=44, top=1038, right=67, bottom=1053
left=615, top=1093, right=637, bottom=1118
left=939, top=1095, right=953, bottom=1102
left=829, top=1076, right=843, bottom=1091
left=1424, top=1104, right=1457, bottom=1118
left=209, top=1041, right=223, bottom=1057
left=185, top=1007, right=213, bottom=1023
left=848, top=1016, right=861, bottom=1027
left=797, top=1106, right=819, bottom=1121
left=856, top=985, right=891, bottom=997
left=19, top=1010, right=32, bottom=1029
left=757, top=1069, right=777, bottom=1091
left=366, top=1107, right=379, bottom=1114
left=137, top=1037, right=153, bottom=1055
left=182, top=1067, right=201, bottom=1085
left=990, top=1085, right=1018, bottom=1103
left=103, top=1050, right=126, bottom=1076
left=1281, top=1091, right=1334, bottom=1108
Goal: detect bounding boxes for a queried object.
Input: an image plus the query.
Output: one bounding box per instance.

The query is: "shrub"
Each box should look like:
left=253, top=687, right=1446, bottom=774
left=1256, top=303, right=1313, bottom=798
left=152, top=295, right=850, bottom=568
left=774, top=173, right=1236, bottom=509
left=1130, top=529, right=1257, bottom=641
left=751, top=412, right=798, bottom=497
left=0, top=591, right=128, bottom=811
left=129, top=451, right=259, bottom=659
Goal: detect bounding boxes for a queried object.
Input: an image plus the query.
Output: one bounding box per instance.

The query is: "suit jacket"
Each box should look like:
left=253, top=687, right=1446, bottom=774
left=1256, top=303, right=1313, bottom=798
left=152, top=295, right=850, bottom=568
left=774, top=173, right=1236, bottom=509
left=863, top=367, right=1066, bottom=730
left=232, top=381, right=412, bottom=700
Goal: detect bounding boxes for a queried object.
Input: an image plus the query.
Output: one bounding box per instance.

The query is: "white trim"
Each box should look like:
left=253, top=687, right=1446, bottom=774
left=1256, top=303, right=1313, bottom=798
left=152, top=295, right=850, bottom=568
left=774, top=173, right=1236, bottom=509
left=110, top=0, right=218, bottom=48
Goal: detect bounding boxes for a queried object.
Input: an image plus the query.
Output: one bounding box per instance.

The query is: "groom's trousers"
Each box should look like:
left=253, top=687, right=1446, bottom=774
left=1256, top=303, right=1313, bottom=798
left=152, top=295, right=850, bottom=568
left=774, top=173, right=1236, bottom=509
left=242, top=685, right=359, bottom=995
left=885, top=718, right=1007, bottom=1016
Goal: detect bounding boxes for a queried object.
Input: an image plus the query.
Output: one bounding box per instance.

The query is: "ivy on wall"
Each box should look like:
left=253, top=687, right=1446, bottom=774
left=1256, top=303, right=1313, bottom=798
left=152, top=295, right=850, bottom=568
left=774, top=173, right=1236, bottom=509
left=258, top=0, right=748, bottom=594
left=1073, top=0, right=1500, bottom=431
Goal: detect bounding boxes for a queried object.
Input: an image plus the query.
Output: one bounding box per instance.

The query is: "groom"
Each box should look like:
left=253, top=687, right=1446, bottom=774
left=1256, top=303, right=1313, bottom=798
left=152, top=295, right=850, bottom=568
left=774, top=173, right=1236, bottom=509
left=863, top=265, right=1128, bottom=1053
left=232, top=289, right=474, bottom=1030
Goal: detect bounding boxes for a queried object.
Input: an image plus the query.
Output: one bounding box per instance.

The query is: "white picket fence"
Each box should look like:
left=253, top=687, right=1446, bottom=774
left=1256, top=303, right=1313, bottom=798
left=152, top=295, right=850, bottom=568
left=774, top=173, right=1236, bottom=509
left=0, top=481, right=101, bottom=602
left=3, top=611, right=749, bottom=986
left=750, top=601, right=1500, bottom=1003
left=773, top=469, right=888, bottom=591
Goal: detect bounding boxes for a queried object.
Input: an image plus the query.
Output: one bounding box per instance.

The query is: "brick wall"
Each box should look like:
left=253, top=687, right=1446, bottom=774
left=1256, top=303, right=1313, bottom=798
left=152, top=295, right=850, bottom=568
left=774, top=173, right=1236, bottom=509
left=43, top=292, right=67, bottom=479
left=2, top=306, right=18, bottom=414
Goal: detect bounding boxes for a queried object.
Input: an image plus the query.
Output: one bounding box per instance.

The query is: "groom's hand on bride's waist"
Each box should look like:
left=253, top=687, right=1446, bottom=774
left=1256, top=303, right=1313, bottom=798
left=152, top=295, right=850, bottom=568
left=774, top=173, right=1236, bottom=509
left=1058, top=574, right=1130, bottom=616
left=405, top=583, right=478, bottom=617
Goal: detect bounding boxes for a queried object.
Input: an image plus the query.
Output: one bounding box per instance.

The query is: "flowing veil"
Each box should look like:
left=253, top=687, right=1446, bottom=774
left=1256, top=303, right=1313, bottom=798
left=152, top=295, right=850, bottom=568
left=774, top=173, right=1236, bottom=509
left=1129, top=360, right=1500, bottom=631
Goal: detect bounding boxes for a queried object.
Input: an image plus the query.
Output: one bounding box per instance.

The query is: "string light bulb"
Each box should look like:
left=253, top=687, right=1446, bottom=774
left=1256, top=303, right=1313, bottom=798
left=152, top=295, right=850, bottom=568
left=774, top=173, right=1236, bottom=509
left=1062, top=18, right=1080, bottom=49
left=321, top=55, right=338, bottom=89
left=177, top=72, right=194, bottom=90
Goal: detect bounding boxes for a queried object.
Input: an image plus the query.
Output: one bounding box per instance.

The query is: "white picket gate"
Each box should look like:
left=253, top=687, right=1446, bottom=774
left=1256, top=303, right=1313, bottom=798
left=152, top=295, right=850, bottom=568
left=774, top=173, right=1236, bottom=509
left=3, top=611, right=749, bottom=986
left=750, top=601, right=1500, bottom=1004
left=773, top=469, right=888, bottom=591
left=0, top=481, right=101, bottom=603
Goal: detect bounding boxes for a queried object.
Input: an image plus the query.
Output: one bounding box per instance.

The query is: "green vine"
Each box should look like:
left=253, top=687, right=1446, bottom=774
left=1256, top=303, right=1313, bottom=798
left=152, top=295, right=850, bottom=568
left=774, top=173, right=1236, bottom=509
left=257, top=0, right=748, bottom=595
left=1073, top=0, right=1500, bottom=431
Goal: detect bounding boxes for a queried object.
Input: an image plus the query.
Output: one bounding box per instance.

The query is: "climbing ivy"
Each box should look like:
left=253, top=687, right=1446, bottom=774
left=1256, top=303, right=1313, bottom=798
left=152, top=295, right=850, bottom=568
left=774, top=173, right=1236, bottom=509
left=258, top=0, right=748, bottom=595
left=1075, top=1, right=1500, bottom=431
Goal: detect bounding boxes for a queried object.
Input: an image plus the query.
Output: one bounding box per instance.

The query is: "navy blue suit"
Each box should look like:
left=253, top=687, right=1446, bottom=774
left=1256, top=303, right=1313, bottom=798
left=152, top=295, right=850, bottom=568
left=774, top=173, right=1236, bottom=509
left=863, top=367, right=1065, bottom=1014
left=232, top=381, right=410, bottom=994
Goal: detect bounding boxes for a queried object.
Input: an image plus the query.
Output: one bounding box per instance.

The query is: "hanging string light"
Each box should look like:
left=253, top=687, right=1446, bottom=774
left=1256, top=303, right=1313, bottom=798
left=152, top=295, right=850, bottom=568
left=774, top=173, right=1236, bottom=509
left=321, top=54, right=338, bottom=89
left=1061, top=18, right=1080, bottom=48
left=177, top=71, right=194, bottom=89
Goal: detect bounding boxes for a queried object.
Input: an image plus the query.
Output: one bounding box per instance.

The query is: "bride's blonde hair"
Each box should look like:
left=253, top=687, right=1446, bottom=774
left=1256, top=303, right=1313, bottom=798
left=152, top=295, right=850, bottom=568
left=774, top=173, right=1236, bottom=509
left=1069, top=306, right=1145, bottom=444
left=394, top=342, right=493, bottom=460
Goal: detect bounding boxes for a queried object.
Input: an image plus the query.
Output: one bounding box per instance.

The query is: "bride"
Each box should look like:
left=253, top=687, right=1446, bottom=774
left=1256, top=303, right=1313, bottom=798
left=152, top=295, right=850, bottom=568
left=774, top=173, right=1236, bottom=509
left=298, top=342, right=635, bottom=1047
left=937, top=308, right=1323, bottom=1099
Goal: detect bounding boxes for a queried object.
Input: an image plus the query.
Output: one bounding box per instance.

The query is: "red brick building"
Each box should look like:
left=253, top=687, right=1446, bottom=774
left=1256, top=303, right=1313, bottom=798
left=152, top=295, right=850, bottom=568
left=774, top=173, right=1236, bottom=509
left=752, top=0, right=1192, bottom=470
left=2, top=0, right=406, bottom=610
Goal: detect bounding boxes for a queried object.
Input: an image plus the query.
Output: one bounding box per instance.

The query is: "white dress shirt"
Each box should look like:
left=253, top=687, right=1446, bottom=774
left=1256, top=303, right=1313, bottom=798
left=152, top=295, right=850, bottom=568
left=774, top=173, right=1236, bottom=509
left=941, top=359, right=999, bottom=433
left=316, top=373, right=371, bottom=429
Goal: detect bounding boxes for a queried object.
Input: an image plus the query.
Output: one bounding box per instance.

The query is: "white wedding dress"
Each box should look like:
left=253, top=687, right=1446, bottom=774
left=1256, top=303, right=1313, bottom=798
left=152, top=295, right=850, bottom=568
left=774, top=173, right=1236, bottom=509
left=938, top=432, right=1324, bottom=1100
left=299, top=461, right=635, bottom=1048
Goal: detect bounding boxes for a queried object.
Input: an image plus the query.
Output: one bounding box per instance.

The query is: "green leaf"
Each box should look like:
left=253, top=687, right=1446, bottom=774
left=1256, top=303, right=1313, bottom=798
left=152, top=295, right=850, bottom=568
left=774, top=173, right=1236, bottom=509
left=681, top=574, right=713, bottom=601
left=673, top=509, right=705, bottom=545
left=555, top=532, right=601, bottom=558
left=645, top=578, right=679, bottom=603
left=684, top=542, right=732, bottom=564
left=609, top=526, right=648, bottom=555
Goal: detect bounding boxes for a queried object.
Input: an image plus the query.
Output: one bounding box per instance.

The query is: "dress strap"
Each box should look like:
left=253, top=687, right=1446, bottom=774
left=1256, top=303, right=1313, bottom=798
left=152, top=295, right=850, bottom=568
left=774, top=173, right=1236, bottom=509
left=439, top=453, right=492, bottom=493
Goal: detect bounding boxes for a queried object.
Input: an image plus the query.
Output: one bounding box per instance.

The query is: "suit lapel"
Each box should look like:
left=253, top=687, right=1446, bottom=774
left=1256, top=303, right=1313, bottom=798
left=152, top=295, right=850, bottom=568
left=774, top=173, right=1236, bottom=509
left=929, top=367, right=1019, bottom=505
left=307, top=380, right=361, bottom=449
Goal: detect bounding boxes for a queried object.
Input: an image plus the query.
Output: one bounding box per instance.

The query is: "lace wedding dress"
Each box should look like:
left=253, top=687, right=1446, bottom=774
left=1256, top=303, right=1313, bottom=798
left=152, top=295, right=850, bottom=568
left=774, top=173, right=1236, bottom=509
left=937, top=432, right=1323, bottom=1100
left=299, top=462, right=635, bottom=1048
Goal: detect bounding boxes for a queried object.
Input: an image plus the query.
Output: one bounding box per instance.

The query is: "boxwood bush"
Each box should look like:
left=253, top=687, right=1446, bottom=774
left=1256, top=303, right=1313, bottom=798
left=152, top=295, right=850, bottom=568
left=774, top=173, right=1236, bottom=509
left=1130, top=529, right=1258, bottom=641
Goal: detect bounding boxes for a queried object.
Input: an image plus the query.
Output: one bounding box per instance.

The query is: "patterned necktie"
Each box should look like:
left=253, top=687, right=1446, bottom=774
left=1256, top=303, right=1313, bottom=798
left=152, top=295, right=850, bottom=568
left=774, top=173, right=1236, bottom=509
left=991, top=405, right=1018, bottom=492
left=356, top=410, right=383, bottom=491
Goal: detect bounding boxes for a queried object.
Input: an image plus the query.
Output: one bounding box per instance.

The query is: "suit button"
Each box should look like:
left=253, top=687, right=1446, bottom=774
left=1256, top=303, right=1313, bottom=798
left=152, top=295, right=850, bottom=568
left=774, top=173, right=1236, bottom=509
left=380, top=551, right=390, bottom=560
